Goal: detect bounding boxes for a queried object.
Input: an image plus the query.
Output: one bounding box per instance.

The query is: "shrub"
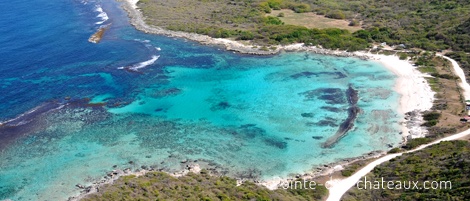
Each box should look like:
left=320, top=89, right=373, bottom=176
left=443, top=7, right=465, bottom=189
left=326, top=10, right=346, bottom=19
left=388, top=147, right=401, bottom=154
left=259, top=2, right=271, bottom=13
left=267, top=0, right=283, bottom=10
left=292, top=3, right=310, bottom=13
left=263, top=16, right=284, bottom=25
left=403, top=138, right=433, bottom=150
left=423, top=112, right=441, bottom=121
left=238, top=31, right=254, bottom=40
left=349, top=20, right=360, bottom=26
left=277, top=12, right=285, bottom=17
left=399, top=53, right=408, bottom=60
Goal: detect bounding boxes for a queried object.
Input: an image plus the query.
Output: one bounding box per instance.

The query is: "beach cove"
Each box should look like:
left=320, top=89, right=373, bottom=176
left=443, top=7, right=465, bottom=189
left=0, top=0, right=435, bottom=200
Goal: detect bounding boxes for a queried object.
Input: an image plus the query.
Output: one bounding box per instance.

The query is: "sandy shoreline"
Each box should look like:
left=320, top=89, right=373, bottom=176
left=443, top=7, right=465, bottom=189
left=357, top=52, right=435, bottom=139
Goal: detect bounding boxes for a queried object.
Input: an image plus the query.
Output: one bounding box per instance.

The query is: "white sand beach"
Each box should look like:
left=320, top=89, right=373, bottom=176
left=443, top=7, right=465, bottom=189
left=358, top=52, right=435, bottom=139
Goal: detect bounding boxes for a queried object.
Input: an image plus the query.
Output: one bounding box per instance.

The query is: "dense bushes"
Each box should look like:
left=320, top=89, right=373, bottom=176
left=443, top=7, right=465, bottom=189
left=403, top=138, right=432, bottom=150
left=446, top=51, right=470, bottom=72
left=256, top=25, right=368, bottom=51
left=326, top=10, right=346, bottom=19
left=143, top=0, right=470, bottom=53
left=261, top=0, right=311, bottom=13
left=348, top=19, right=359, bottom=26
left=344, top=141, right=470, bottom=201
left=82, top=171, right=328, bottom=200
left=262, top=16, right=284, bottom=25
left=421, top=111, right=441, bottom=127
left=238, top=31, right=255, bottom=40
left=302, top=0, right=470, bottom=52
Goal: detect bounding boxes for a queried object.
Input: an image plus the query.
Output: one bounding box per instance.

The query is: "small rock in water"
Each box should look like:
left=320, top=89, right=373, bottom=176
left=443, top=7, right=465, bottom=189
left=312, top=136, right=323, bottom=140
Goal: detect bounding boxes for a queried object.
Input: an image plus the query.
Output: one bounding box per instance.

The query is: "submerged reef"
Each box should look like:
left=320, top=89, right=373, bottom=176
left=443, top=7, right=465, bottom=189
left=299, top=88, right=346, bottom=105
left=290, top=71, right=347, bottom=79
left=0, top=99, right=108, bottom=151
left=322, top=85, right=359, bottom=148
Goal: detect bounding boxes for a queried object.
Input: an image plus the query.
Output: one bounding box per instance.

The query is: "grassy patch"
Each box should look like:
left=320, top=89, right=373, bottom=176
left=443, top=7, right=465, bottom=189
left=267, top=9, right=361, bottom=32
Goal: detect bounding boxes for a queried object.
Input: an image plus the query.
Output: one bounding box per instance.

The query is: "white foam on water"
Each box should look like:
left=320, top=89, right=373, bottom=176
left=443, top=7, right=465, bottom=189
left=118, top=55, right=160, bottom=71
left=130, top=55, right=160, bottom=70
left=94, top=5, right=109, bottom=24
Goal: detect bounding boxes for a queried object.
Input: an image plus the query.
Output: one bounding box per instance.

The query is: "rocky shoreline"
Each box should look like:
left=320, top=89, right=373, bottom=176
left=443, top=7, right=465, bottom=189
left=117, top=0, right=371, bottom=59
left=68, top=149, right=386, bottom=200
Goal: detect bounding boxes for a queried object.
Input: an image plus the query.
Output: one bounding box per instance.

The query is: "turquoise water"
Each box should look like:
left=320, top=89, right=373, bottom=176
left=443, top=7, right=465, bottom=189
left=0, top=0, right=401, bottom=200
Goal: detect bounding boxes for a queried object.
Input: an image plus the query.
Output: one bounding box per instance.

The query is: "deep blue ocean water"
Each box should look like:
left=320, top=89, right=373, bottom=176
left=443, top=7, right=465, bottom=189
left=0, top=0, right=402, bottom=200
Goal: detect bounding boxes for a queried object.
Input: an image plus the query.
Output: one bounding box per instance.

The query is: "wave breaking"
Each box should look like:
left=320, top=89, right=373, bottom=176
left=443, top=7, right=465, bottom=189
left=95, top=5, right=109, bottom=24
left=118, top=55, right=160, bottom=72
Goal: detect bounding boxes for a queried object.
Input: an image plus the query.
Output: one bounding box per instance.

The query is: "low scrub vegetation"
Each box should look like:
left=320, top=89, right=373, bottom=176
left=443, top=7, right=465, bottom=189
left=82, top=171, right=328, bottom=200
left=343, top=141, right=470, bottom=201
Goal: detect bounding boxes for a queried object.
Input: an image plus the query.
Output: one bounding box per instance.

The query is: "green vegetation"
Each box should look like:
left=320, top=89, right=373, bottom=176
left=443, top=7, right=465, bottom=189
left=138, top=0, right=368, bottom=50
left=348, top=19, right=359, bottom=27
left=421, top=111, right=441, bottom=127
left=387, top=147, right=402, bottom=154
left=82, top=171, right=328, bottom=201
left=267, top=9, right=362, bottom=32
left=139, top=0, right=470, bottom=52
left=257, top=26, right=368, bottom=50
left=404, top=52, right=466, bottom=138
left=341, top=163, right=361, bottom=177
left=446, top=51, right=470, bottom=75
left=325, top=10, right=345, bottom=20
left=403, top=138, right=432, bottom=150
left=306, top=0, right=470, bottom=52
left=343, top=141, right=470, bottom=201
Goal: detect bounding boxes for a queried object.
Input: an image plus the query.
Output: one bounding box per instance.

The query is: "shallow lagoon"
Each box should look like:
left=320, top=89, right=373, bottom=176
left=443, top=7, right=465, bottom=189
left=0, top=0, right=401, bottom=200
